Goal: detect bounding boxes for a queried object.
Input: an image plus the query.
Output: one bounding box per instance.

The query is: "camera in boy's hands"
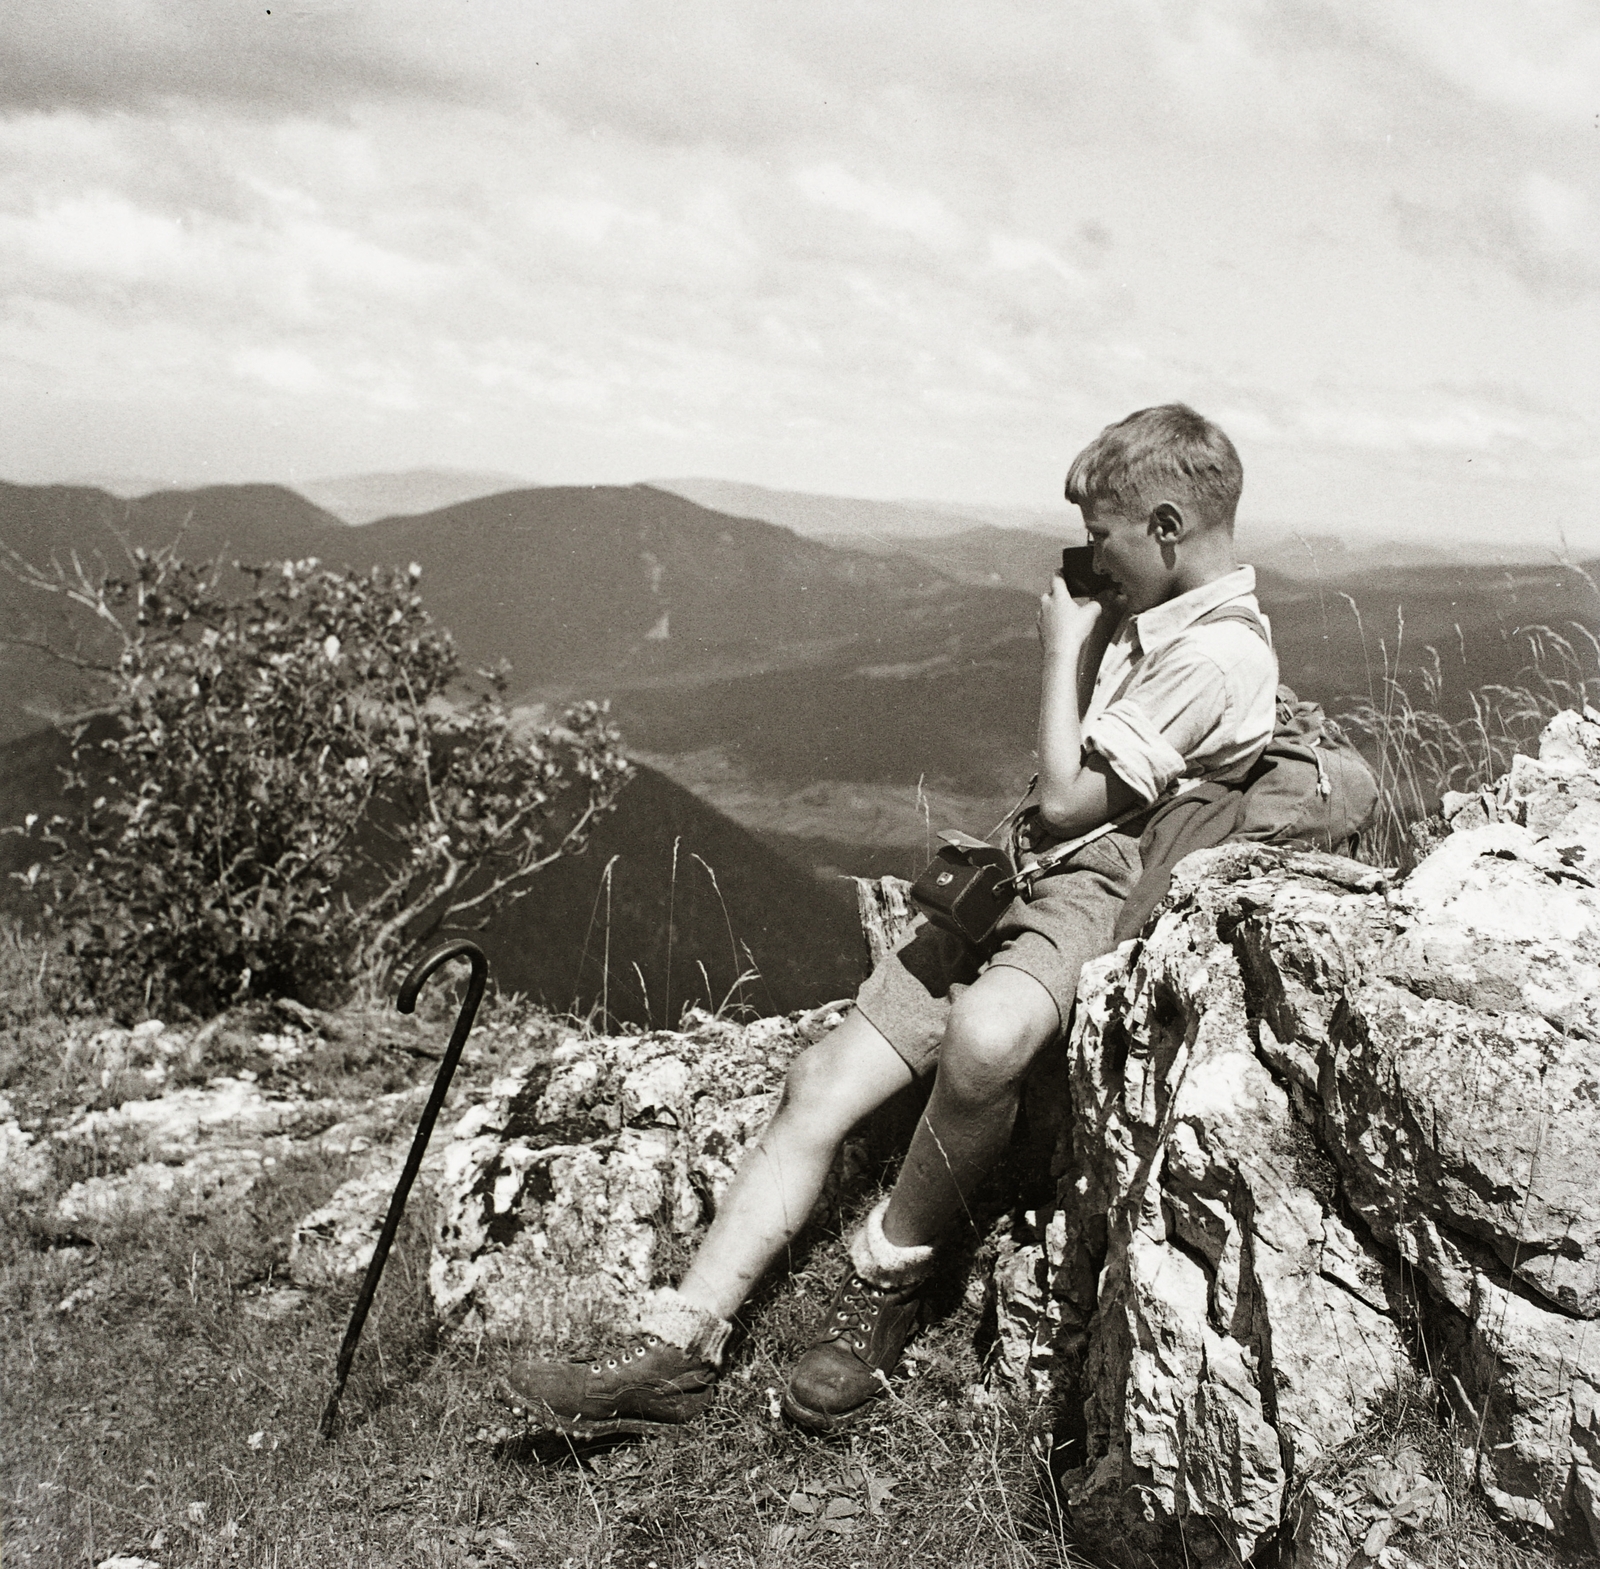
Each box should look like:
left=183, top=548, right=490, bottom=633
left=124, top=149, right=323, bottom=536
left=1060, top=544, right=1116, bottom=598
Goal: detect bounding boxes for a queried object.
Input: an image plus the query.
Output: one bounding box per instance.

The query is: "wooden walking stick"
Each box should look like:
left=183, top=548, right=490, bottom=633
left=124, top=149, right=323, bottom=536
left=318, top=938, right=488, bottom=1439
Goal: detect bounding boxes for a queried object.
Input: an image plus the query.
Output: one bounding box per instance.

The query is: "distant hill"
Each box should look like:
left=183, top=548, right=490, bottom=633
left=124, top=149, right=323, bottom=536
left=298, top=468, right=533, bottom=525
left=5, top=474, right=1598, bottom=892
left=0, top=726, right=865, bottom=1026
left=337, top=484, right=1031, bottom=697
left=0, top=477, right=1035, bottom=738
left=464, top=762, right=865, bottom=1022
left=1245, top=531, right=1551, bottom=579
left=59, top=473, right=189, bottom=498
left=831, top=523, right=1065, bottom=592
left=0, top=479, right=344, bottom=569
left=0, top=481, right=349, bottom=740
left=652, top=478, right=1029, bottom=542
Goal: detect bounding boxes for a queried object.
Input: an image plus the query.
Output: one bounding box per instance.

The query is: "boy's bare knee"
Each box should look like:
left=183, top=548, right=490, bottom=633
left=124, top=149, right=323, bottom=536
left=780, top=1040, right=836, bottom=1115
left=775, top=1015, right=910, bottom=1144
left=939, top=992, right=1052, bottom=1104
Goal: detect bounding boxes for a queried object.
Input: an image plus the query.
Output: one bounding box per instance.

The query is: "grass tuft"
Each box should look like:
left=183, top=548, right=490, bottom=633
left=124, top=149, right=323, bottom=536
left=1336, top=620, right=1600, bottom=870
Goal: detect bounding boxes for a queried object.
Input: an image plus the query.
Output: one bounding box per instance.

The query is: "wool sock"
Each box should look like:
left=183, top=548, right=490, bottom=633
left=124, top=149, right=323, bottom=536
left=848, top=1197, right=937, bottom=1291
left=638, top=1286, right=733, bottom=1367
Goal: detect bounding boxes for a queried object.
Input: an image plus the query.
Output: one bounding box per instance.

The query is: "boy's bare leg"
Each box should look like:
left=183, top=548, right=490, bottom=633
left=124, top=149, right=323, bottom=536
left=779, top=967, right=1059, bottom=1432
left=673, top=1009, right=914, bottom=1322
left=880, top=965, right=1059, bottom=1249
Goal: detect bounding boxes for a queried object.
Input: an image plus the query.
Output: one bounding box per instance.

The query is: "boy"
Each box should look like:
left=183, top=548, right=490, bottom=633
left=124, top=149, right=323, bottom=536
left=505, top=404, right=1279, bottom=1433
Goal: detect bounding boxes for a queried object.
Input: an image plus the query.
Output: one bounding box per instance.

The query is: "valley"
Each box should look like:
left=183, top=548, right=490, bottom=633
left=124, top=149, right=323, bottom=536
left=4, top=472, right=1596, bottom=1021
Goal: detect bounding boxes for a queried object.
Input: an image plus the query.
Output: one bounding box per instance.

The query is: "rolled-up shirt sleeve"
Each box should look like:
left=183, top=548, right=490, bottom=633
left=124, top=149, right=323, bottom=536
left=1082, top=648, right=1232, bottom=802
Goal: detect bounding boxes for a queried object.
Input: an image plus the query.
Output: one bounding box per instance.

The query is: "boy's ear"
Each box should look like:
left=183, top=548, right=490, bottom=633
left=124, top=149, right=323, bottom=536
left=1148, top=501, right=1188, bottom=543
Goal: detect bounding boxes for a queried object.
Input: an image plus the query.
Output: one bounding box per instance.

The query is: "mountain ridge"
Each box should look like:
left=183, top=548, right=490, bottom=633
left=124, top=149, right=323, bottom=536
left=5, top=474, right=1598, bottom=891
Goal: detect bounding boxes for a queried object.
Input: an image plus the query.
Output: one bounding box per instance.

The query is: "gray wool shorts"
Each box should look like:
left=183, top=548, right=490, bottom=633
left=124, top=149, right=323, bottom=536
left=852, top=827, right=1144, bottom=1075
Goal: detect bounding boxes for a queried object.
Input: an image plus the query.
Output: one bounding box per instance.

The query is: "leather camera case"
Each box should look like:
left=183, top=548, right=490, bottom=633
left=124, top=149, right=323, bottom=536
left=909, top=841, right=1014, bottom=946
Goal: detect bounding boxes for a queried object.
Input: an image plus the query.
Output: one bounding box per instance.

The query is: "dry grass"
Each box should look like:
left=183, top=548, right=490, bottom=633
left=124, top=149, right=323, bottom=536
left=1285, top=1380, right=1581, bottom=1569
left=1334, top=611, right=1600, bottom=871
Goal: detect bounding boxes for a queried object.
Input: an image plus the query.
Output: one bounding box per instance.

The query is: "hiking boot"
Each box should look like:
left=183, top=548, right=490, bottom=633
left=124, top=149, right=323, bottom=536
left=781, top=1269, right=923, bottom=1434
left=502, top=1333, right=718, bottom=1433
left=499, top=1287, right=731, bottom=1435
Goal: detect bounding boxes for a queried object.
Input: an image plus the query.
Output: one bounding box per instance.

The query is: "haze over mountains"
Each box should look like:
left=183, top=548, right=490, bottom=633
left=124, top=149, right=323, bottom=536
left=653, top=477, right=1055, bottom=543
left=4, top=470, right=1596, bottom=1018
left=297, top=469, right=534, bottom=526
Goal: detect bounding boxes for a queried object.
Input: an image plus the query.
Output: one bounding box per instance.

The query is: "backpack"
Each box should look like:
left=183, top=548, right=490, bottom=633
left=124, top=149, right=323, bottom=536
left=1109, top=602, right=1380, bottom=940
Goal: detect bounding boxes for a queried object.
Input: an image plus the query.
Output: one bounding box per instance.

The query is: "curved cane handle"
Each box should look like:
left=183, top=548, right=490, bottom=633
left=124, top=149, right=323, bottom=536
left=397, top=936, right=488, bottom=1016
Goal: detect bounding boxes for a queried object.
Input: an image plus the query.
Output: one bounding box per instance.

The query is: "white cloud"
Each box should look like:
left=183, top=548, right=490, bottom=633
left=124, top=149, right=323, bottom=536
left=1380, top=0, right=1600, bottom=123
left=231, top=346, right=325, bottom=395
left=792, top=164, right=961, bottom=248
left=1396, top=171, right=1600, bottom=301
left=1521, top=172, right=1600, bottom=275
left=986, top=234, right=1090, bottom=292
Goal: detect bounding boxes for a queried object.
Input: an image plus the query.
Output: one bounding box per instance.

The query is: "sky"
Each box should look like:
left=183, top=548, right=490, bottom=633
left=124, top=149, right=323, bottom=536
left=0, top=0, right=1597, bottom=547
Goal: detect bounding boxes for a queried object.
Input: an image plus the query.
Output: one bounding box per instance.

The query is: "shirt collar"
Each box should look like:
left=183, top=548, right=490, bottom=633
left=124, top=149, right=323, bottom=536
left=1129, top=566, right=1257, bottom=656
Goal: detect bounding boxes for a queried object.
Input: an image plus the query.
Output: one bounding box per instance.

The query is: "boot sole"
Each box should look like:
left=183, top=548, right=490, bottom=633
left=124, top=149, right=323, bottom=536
left=496, top=1376, right=712, bottom=1433
left=780, top=1384, right=879, bottom=1435
left=514, top=1412, right=689, bottom=1438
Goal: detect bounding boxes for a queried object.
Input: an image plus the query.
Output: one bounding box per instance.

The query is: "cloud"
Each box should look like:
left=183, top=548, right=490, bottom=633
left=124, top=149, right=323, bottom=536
left=0, top=2, right=1593, bottom=543
left=1377, top=0, right=1600, bottom=124
left=1396, top=173, right=1600, bottom=302
left=232, top=344, right=324, bottom=395
left=792, top=164, right=961, bottom=248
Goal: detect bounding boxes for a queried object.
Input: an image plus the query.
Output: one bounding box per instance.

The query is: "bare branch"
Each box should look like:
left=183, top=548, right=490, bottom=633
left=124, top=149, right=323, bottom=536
left=0, top=633, right=119, bottom=675
left=0, top=541, right=129, bottom=641
left=440, top=793, right=608, bottom=919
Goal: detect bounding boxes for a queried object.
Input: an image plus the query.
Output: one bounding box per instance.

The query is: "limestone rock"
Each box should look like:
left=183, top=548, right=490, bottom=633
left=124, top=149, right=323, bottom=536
left=58, top=1148, right=276, bottom=1225
left=427, top=1005, right=844, bottom=1343
left=0, top=1096, right=52, bottom=1196
left=51, top=1077, right=335, bottom=1226
left=290, top=1155, right=419, bottom=1287
left=1013, top=711, right=1600, bottom=1560
left=60, top=1077, right=336, bottom=1161
left=1053, top=881, right=1410, bottom=1563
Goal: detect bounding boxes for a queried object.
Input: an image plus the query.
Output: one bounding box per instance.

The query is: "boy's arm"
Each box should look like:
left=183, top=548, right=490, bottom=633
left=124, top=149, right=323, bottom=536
left=1035, top=578, right=1141, bottom=835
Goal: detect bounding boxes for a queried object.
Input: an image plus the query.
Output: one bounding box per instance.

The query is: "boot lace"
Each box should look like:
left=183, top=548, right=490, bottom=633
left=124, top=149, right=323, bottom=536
left=825, top=1273, right=890, bottom=1355
left=590, top=1334, right=662, bottom=1374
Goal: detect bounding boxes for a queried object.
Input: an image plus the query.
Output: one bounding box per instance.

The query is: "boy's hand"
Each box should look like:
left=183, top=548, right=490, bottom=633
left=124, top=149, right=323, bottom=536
left=1038, top=575, right=1106, bottom=655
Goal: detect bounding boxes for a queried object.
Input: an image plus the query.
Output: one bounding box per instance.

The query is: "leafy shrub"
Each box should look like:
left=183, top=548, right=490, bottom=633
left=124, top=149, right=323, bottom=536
left=8, top=549, right=631, bottom=1019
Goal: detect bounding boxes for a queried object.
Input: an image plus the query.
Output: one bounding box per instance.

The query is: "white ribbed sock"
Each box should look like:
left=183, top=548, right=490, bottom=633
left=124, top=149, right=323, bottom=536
left=848, top=1197, right=937, bottom=1290
left=637, top=1287, right=733, bottom=1367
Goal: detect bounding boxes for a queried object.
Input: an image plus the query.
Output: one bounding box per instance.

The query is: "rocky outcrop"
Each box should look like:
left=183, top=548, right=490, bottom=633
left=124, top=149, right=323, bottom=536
left=15, top=715, right=1597, bottom=1564
left=998, top=711, right=1600, bottom=1562
left=427, top=1004, right=849, bottom=1344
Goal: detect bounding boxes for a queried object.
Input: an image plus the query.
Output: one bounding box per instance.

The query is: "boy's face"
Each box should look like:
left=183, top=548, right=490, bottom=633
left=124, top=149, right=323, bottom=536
left=1082, top=503, right=1171, bottom=615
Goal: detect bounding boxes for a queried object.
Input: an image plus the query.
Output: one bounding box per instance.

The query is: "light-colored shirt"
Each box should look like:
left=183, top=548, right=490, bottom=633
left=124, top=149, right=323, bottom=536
left=1081, top=566, right=1279, bottom=803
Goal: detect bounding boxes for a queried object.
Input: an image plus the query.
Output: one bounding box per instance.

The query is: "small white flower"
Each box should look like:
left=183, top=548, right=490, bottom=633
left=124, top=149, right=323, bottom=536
left=322, top=635, right=341, bottom=661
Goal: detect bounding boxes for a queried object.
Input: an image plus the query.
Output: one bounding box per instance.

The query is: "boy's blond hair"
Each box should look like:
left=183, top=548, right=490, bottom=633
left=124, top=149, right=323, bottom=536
left=1065, top=403, right=1243, bottom=527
